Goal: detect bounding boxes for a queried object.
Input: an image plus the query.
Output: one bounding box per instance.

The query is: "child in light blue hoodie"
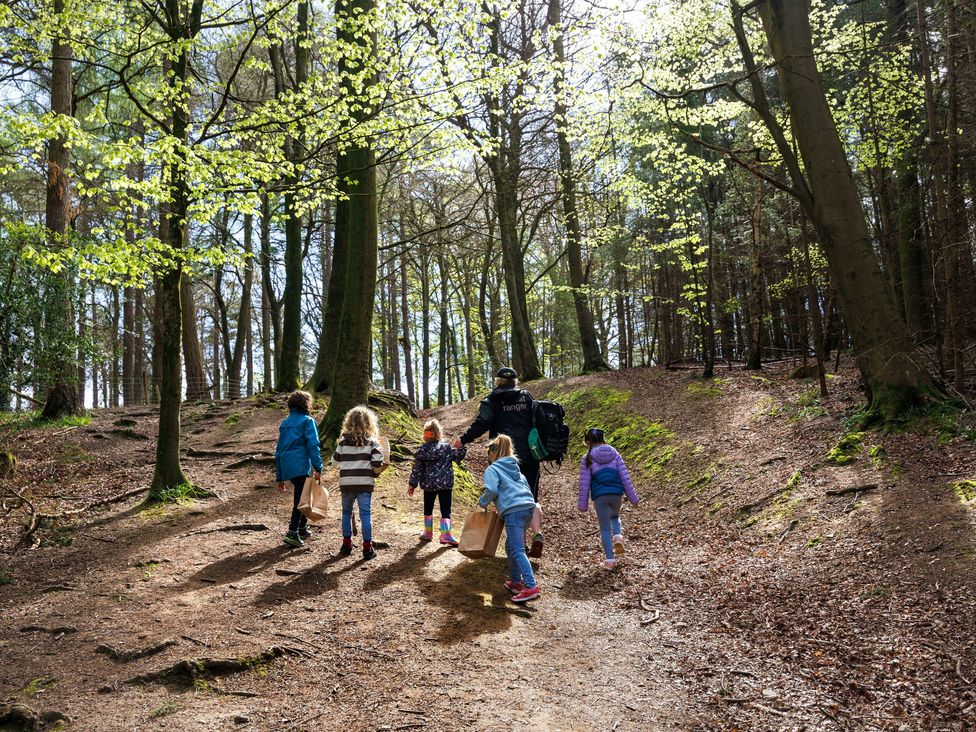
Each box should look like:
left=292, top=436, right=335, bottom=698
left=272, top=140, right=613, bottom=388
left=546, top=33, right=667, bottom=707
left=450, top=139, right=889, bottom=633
left=477, top=434, right=540, bottom=603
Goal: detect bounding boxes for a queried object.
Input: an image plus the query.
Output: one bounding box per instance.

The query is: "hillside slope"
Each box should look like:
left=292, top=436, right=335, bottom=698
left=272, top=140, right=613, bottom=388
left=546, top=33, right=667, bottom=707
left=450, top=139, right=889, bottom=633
left=1, top=364, right=974, bottom=731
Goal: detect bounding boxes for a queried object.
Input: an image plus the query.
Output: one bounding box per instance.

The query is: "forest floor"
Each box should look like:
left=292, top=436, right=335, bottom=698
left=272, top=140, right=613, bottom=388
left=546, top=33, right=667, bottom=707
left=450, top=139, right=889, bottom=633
left=1, top=363, right=975, bottom=731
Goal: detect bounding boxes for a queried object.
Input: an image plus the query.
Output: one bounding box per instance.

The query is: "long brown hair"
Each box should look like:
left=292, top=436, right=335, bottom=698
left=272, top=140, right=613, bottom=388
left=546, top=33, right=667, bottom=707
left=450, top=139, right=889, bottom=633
left=584, top=427, right=606, bottom=467
left=340, top=406, right=379, bottom=446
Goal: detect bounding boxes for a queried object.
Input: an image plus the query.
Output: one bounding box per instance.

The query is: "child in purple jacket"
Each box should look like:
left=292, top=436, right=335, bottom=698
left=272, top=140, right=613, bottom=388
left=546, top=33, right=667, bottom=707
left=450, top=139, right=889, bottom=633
left=577, top=428, right=639, bottom=570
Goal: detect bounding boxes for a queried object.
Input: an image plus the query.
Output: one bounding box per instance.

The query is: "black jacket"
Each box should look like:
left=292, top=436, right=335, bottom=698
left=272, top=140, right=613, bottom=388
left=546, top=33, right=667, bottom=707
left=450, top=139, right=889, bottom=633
left=460, top=384, right=534, bottom=456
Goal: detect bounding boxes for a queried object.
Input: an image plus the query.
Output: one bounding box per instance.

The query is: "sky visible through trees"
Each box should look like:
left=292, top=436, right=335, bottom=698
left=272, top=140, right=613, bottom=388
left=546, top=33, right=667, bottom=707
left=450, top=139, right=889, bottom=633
left=1, top=0, right=974, bottom=475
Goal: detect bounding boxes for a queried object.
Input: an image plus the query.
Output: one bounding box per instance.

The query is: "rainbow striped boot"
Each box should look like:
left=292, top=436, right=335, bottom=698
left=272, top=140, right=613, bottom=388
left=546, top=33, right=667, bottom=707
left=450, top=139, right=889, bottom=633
left=439, top=518, right=459, bottom=547
left=419, top=515, right=433, bottom=542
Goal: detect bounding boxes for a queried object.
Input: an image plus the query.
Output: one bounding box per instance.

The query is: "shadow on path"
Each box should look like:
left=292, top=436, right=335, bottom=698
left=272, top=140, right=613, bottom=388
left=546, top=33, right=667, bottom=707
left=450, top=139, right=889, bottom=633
left=184, top=544, right=294, bottom=588
left=253, top=554, right=359, bottom=606
left=364, top=542, right=450, bottom=592
left=424, top=556, right=534, bottom=645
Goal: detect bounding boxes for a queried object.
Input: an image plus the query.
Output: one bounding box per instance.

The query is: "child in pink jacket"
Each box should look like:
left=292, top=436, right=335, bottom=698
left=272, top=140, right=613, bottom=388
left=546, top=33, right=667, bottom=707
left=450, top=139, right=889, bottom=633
left=577, top=428, right=639, bottom=570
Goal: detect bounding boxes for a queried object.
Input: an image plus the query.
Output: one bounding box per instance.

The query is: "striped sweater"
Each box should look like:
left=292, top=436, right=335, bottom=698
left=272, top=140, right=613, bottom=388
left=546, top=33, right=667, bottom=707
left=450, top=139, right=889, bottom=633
left=331, top=435, right=385, bottom=493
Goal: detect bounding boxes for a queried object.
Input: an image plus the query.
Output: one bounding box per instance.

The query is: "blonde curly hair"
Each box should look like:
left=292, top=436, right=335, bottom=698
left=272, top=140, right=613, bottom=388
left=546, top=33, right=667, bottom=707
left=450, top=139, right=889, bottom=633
left=340, top=406, right=379, bottom=446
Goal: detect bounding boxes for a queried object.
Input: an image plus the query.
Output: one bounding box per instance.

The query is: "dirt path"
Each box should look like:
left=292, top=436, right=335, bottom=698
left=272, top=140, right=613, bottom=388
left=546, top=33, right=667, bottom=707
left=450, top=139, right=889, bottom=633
left=0, top=400, right=681, bottom=731
left=2, top=366, right=975, bottom=731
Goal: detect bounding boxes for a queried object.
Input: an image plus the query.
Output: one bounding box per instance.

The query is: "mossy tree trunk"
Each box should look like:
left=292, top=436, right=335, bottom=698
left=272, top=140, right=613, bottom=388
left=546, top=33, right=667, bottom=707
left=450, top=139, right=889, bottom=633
left=40, top=0, right=81, bottom=420
left=151, top=0, right=204, bottom=495
left=319, top=0, right=380, bottom=444
left=756, top=0, right=942, bottom=425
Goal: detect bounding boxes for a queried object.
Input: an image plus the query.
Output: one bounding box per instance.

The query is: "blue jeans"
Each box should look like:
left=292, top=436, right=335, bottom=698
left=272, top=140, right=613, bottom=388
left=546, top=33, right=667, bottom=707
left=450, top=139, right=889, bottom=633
left=503, top=508, right=536, bottom=589
left=594, top=494, right=623, bottom=560
left=341, top=491, right=372, bottom=542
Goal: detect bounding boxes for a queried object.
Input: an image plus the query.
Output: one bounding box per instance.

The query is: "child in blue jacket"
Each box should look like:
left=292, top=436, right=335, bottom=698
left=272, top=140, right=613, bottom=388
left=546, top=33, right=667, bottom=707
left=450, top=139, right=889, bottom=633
left=477, top=434, right=540, bottom=604
left=275, top=390, right=323, bottom=547
left=577, top=428, right=639, bottom=570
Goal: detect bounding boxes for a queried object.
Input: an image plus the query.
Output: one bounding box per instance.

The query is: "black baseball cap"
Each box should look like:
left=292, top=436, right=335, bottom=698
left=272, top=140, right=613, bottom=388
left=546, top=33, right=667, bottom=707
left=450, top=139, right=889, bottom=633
left=496, top=367, right=518, bottom=380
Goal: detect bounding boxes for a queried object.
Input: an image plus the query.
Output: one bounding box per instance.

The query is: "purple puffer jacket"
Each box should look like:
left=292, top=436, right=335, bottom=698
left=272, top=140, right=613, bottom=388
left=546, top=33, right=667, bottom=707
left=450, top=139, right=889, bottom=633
left=578, top=444, right=639, bottom=511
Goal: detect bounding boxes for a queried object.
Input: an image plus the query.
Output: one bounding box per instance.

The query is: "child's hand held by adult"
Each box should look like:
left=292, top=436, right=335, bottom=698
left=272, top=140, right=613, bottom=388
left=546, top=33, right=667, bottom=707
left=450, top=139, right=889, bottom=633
left=276, top=481, right=286, bottom=492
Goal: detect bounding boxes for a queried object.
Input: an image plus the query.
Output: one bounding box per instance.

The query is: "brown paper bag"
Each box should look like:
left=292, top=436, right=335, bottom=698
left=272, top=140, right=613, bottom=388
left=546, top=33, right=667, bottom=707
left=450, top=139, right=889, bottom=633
left=457, top=509, right=504, bottom=558
left=373, top=436, right=391, bottom=475
left=297, top=475, right=329, bottom=523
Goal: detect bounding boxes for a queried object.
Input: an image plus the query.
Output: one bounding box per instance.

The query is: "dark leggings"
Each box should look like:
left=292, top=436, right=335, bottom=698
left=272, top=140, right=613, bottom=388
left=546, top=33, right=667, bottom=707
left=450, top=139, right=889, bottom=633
left=516, top=451, right=541, bottom=502
left=288, top=477, right=309, bottom=534
left=423, top=489, right=452, bottom=519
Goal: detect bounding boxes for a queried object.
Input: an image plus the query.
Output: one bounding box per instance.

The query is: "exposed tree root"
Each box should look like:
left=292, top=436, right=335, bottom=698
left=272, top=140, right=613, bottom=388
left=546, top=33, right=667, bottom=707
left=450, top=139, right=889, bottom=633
left=96, top=638, right=178, bottom=662
left=367, top=387, right=419, bottom=417
left=225, top=454, right=275, bottom=470
left=19, top=486, right=146, bottom=547
left=825, top=483, right=879, bottom=497
left=185, top=523, right=270, bottom=536
left=19, top=625, right=78, bottom=635
left=110, top=646, right=301, bottom=690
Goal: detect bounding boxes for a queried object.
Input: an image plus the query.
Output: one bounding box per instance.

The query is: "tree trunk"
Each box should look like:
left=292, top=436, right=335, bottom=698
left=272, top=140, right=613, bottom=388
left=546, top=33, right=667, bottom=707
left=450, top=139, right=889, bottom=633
left=259, top=193, right=279, bottom=391
left=420, top=245, right=431, bottom=409
left=181, top=278, right=209, bottom=401
left=547, top=0, right=609, bottom=374
left=757, top=0, right=940, bottom=424
left=437, top=248, right=449, bottom=405
left=271, top=1, right=310, bottom=392
left=134, top=287, right=146, bottom=404
left=398, top=236, right=415, bottom=404
left=320, top=0, right=379, bottom=444
left=41, top=0, right=80, bottom=419
left=152, top=0, right=205, bottom=495
left=745, top=184, right=766, bottom=370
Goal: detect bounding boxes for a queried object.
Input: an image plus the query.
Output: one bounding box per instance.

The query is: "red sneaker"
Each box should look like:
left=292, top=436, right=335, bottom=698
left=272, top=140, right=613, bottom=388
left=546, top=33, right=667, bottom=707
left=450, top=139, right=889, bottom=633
left=511, top=586, right=540, bottom=604
left=504, top=580, right=525, bottom=594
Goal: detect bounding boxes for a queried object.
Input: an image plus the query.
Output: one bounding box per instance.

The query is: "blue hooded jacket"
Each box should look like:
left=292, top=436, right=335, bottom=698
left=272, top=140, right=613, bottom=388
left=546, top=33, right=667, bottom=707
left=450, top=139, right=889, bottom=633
left=275, top=410, right=323, bottom=482
left=478, top=456, right=536, bottom=517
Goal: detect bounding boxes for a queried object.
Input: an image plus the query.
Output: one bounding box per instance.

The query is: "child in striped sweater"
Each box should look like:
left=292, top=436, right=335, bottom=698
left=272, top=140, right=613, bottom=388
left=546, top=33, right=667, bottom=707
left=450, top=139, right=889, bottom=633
left=332, top=406, right=386, bottom=560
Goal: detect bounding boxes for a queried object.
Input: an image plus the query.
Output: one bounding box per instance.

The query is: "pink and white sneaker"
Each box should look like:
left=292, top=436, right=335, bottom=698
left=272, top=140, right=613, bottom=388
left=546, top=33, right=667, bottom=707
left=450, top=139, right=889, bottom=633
left=511, top=586, right=541, bottom=604
left=504, top=580, right=525, bottom=594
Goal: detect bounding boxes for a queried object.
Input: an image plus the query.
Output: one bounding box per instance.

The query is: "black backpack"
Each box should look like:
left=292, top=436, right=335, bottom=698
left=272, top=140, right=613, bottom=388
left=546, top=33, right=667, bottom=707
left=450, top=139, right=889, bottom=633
left=529, top=400, right=569, bottom=464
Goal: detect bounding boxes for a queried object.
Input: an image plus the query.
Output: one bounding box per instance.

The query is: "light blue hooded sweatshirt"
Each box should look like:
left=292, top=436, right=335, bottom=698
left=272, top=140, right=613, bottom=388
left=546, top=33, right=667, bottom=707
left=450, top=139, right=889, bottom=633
left=477, top=456, right=536, bottom=517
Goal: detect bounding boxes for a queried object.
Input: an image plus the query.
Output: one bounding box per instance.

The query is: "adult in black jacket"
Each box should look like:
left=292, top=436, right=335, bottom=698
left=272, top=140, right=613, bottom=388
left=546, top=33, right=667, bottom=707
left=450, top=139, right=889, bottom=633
left=455, top=367, right=540, bottom=500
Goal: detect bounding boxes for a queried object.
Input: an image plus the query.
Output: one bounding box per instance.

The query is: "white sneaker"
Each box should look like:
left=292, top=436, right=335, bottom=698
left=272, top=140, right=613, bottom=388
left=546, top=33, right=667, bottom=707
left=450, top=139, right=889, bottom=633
left=602, top=559, right=618, bottom=571
left=612, top=534, right=625, bottom=556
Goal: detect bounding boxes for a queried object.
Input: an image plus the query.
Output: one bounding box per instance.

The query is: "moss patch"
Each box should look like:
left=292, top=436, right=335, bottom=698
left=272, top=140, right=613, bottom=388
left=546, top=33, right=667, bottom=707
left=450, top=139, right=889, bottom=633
left=453, top=462, right=481, bottom=504
left=826, top=431, right=865, bottom=465
left=222, top=413, right=241, bottom=429
left=147, top=482, right=210, bottom=506
left=380, top=408, right=423, bottom=444
left=0, top=570, right=14, bottom=586
left=0, top=411, right=91, bottom=431
left=21, top=677, right=58, bottom=696
left=952, top=480, right=976, bottom=506
left=546, top=386, right=676, bottom=477
left=61, top=442, right=94, bottom=464
left=686, top=379, right=724, bottom=399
